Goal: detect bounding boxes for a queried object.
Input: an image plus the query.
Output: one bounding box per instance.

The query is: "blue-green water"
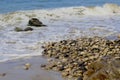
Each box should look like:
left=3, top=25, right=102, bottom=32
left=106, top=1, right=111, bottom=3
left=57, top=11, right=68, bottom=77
left=0, top=0, right=120, bottom=13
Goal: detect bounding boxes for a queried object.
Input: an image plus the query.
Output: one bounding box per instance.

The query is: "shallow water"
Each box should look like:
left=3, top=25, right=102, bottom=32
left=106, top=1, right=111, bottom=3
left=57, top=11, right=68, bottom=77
left=0, top=1, right=120, bottom=62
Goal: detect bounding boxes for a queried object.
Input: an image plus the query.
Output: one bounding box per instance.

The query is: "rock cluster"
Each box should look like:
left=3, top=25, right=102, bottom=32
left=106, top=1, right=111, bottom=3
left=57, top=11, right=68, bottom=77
left=14, top=18, right=46, bottom=32
left=41, top=36, right=120, bottom=80
left=14, top=27, right=33, bottom=32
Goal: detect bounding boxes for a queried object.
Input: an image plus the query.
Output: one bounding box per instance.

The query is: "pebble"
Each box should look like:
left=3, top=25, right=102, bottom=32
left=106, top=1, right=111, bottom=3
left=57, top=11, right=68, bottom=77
left=24, top=63, right=31, bottom=70
left=0, top=73, right=6, bottom=77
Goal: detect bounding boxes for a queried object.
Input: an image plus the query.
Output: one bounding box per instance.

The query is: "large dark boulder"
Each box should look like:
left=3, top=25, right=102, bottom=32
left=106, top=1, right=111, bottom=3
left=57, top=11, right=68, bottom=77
left=28, top=18, right=46, bottom=27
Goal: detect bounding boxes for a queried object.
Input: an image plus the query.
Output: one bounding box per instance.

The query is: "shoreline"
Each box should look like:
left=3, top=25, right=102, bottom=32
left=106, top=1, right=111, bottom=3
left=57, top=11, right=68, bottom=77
left=0, top=56, right=64, bottom=80
left=0, top=36, right=120, bottom=80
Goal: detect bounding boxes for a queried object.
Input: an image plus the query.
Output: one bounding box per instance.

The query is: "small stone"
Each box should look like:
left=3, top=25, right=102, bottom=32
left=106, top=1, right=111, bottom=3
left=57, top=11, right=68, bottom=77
left=24, top=63, right=31, bottom=70
left=58, top=66, right=64, bottom=71
left=62, top=71, right=69, bottom=77
left=77, top=77, right=82, bottom=80
left=41, top=64, right=46, bottom=68
left=0, top=73, right=6, bottom=77
left=14, top=27, right=23, bottom=32
left=47, top=58, right=53, bottom=62
left=117, top=34, right=120, bottom=38
left=24, top=27, right=33, bottom=31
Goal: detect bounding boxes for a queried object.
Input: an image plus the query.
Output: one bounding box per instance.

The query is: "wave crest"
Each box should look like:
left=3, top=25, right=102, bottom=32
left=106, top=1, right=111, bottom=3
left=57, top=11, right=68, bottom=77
left=81, top=3, right=120, bottom=15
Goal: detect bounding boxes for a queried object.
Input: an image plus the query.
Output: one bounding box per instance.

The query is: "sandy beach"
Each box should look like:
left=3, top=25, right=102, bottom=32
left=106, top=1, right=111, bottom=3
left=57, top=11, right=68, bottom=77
left=0, top=56, right=65, bottom=80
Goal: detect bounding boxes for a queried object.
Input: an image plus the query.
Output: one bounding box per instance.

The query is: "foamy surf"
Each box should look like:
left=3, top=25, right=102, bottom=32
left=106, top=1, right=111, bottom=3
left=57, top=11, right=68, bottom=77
left=0, top=3, right=120, bottom=26
left=0, top=3, right=120, bottom=62
left=82, top=4, right=120, bottom=15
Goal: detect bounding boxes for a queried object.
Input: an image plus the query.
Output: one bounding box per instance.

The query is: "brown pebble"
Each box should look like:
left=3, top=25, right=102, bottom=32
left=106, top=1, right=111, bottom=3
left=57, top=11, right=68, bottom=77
left=62, top=71, right=69, bottom=77
left=24, top=63, right=31, bottom=70
left=41, top=64, right=46, bottom=68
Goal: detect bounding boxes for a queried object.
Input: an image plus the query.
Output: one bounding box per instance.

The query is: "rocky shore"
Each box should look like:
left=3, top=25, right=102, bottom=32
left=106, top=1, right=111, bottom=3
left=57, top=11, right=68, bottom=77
left=41, top=36, right=120, bottom=80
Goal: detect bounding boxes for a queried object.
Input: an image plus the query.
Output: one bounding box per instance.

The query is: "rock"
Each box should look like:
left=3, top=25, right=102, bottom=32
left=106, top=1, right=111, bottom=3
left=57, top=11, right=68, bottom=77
left=24, top=27, right=33, bottom=31
left=83, top=57, right=120, bottom=80
left=28, top=18, right=46, bottom=27
left=117, top=34, right=120, bottom=38
left=76, top=77, right=82, bottom=80
left=62, top=71, right=69, bottom=77
left=24, top=63, right=31, bottom=70
left=0, top=73, right=6, bottom=77
left=57, top=66, right=64, bottom=71
left=14, top=27, right=23, bottom=32
left=41, top=64, right=46, bottom=68
left=15, top=27, right=33, bottom=32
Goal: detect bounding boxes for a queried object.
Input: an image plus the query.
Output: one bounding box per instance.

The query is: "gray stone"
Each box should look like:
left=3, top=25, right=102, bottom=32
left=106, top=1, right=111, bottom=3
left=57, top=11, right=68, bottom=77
left=24, top=27, right=33, bottom=31
left=14, top=27, right=23, bottom=32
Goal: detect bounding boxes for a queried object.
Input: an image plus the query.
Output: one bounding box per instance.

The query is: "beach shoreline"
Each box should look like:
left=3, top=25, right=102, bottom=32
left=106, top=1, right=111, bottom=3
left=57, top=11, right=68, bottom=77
left=0, top=36, right=120, bottom=80
left=0, top=56, right=65, bottom=80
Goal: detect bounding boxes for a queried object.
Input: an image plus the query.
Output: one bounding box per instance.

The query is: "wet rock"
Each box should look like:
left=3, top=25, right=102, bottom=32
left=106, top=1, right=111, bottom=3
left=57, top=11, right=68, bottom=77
left=0, top=73, right=6, bottom=77
left=15, top=27, right=33, bottom=32
left=41, top=64, right=46, bottom=68
left=24, top=27, right=33, bottom=31
left=83, top=58, right=120, bottom=80
left=24, top=63, right=31, bottom=70
left=28, top=18, right=46, bottom=27
left=14, top=27, right=23, bottom=32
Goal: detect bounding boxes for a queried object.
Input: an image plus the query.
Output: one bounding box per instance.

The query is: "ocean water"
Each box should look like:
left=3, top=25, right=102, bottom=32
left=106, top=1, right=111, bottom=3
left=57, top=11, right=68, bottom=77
left=0, top=0, right=120, bottom=62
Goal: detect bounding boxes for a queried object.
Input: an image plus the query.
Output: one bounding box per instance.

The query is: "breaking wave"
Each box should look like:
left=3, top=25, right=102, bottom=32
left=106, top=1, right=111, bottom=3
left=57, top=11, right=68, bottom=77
left=0, top=3, right=119, bottom=26
left=82, top=3, right=120, bottom=15
left=0, top=3, right=120, bottom=62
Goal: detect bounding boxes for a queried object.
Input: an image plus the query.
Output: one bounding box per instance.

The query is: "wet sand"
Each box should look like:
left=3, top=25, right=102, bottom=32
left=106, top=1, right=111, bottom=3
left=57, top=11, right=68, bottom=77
left=0, top=56, right=64, bottom=80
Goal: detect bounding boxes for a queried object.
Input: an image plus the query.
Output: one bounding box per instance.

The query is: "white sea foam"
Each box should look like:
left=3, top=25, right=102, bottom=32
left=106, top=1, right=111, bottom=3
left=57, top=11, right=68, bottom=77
left=0, top=3, right=120, bottom=62
left=82, top=4, right=120, bottom=15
